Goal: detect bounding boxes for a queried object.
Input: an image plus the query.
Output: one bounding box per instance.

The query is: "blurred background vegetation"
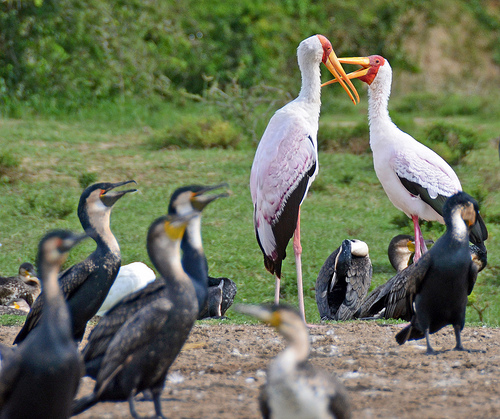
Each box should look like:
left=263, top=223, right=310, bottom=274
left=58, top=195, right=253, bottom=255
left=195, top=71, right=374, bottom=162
left=1, top=0, right=499, bottom=114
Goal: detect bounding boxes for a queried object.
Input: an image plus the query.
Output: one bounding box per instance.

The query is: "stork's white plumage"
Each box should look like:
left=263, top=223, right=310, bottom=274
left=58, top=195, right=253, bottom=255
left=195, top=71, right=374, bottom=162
left=96, top=262, right=156, bottom=316
left=324, top=55, right=487, bottom=261
left=250, top=34, right=359, bottom=321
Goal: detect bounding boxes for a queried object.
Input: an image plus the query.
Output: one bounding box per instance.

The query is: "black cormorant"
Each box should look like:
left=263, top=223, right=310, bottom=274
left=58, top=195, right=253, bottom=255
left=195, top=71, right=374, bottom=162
left=395, top=192, right=484, bottom=354
left=356, top=235, right=486, bottom=321
left=0, top=262, right=40, bottom=307
left=0, top=230, right=86, bottom=419
left=14, top=181, right=137, bottom=344
left=198, top=276, right=237, bottom=319
left=236, top=304, right=352, bottom=419
left=72, top=212, right=200, bottom=418
left=167, top=183, right=231, bottom=314
left=316, top=239, right=372, bottom=321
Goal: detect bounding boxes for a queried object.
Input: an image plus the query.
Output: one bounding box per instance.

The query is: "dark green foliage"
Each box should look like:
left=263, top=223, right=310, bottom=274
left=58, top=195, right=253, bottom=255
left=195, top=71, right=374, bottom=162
left=424, top=122, right=479, bottom=164
left=0, top=152, right=19, bottom=175
left=148, top=115, right=242, bottom=149
left=0, top=0, right=439, bottom=110
left=318, top=122, right=370, bottom=154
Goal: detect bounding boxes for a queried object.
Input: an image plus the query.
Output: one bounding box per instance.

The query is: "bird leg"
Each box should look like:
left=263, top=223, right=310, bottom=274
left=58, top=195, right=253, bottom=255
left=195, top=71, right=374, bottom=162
left=128, top=394, right=141, bottom=419
left=424, top=328, right=437, bottom=355
left=293, top=208, right=306, bottom=322
left=411, top=215, right=428, bottom=262
left=152, top=388, right=166, bottom=419
left=274, top=275, right=281, bottom=305
left=453, top=324, right=466, bottom=352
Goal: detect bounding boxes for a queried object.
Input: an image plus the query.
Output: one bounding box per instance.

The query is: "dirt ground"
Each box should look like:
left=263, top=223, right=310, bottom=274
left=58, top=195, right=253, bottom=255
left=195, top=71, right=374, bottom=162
left=1, top=321, right=499, bottom=419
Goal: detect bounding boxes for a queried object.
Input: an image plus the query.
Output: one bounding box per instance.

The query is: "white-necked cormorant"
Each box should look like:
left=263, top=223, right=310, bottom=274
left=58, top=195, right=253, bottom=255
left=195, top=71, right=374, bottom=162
left=316, top=239, right=372, bottom=321
left=236, top=304, right=352, bottom=419
left=73, top=212, right=199, bottom=418
left=167, top=184, right=233, bottom=316
left=356, top=235, right=486, bottom=321
left=0, top=230, right=87, bottom=419
left=0, top=262, right=40, bottom=307
left=395, top=192, right=484, bottom=354
left=14, top=181, right=137, bottom=344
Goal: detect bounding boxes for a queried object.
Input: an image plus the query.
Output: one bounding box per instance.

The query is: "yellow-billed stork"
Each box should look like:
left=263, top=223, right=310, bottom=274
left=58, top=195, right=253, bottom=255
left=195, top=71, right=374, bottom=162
left=323, top=55, right=488, bottom=261
left=250, top=34, right=359, bottom=321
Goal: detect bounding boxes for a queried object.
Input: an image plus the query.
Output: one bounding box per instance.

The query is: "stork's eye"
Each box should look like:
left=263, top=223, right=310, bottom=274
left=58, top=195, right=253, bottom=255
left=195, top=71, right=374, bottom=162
left=375, top=59, right=380, bottom=64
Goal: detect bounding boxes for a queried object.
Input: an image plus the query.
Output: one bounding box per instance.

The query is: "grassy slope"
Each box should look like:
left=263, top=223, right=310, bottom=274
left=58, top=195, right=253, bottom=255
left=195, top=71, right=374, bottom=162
left=0, top=98, right=499, bottom=326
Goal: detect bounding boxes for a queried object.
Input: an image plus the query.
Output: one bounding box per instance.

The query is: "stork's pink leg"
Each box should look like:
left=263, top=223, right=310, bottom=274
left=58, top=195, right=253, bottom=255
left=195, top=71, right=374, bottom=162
left=293, top=208, right=306, bottom=322
left=412, top=215, right=428, bottom=262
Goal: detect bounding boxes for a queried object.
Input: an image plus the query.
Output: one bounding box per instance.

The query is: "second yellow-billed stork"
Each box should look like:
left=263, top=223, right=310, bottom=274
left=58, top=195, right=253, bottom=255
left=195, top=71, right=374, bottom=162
left=323, top=55, right=488, bottom=261
left=250, top=34, right=359, bottom=321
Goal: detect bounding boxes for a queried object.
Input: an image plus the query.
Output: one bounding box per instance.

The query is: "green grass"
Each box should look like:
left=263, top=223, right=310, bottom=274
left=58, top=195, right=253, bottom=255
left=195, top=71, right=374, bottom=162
left=0, top=95, right=499, bottom=326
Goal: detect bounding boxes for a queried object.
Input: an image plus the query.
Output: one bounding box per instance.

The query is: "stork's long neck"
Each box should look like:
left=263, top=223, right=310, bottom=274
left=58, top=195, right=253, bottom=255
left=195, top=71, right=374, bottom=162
left=367, top=75, right=395, bottom=148
left=296, top=59, right=322, bottom=115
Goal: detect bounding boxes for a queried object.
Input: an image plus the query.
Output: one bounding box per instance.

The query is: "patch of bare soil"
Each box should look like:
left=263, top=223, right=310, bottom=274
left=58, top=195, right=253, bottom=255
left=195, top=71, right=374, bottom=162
left=1, top=321, right=499, bottom=418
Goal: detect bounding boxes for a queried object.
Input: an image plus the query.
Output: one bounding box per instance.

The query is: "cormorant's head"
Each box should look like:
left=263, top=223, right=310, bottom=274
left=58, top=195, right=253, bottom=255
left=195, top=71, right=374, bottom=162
left=37, top=230, right=87, bottom=276
left=443, top=192, right=479, bottom=230
left=18, top=262, right=39, bottom=286
left=387, top=235, right=433, bottom=272
left=77, top=180, right=137, bottom=230
left=235, top=304, right=307, bottom=344
left=168, top=183, right=229, bottom=216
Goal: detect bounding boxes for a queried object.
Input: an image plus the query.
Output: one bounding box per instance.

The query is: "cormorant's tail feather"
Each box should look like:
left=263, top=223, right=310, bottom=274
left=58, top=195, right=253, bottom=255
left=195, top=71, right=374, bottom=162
left=396, top=324, right=425, bottom=345
left=395, top=324, right=412, bottom=345
left=72, top=394, right=98, bottom=416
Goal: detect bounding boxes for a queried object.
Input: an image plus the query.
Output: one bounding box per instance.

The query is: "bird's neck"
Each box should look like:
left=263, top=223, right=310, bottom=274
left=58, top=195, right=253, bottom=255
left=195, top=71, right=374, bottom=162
left=446, top=212, right=469, bottom=245
left=38, top=262, right=73, bottom=339
left=297, top=59, right=322, bottom=110
left=85, top=212, right=120, bottom=255
left=367, top=80, right=393, bottom=134
left=181, top=224, right=209, bottom=310
left=149, top=238, right=187, bottom=283
left=270, top=339, right=309, bottom=380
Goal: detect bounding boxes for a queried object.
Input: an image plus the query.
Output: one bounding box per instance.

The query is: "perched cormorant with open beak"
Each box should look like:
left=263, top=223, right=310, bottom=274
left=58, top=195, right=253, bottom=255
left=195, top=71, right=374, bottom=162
left=236, top=304, right=351, bottom=419
left=14, top=181, right=137, bottom=344
left=395, top=192, right=484, bottom=354
left=316, top=239, right=372, bottom=321
left=0, top=230, right=87, bottom=419
left=0, top=262, right=40, bottom=307
left=72, top=212, right=199, bottom=418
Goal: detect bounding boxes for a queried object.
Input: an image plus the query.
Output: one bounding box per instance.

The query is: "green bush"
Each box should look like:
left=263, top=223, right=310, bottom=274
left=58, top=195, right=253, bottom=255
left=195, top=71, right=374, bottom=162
left=424, top=122, right=479, bottom=164
left=148, top=115, right=242, bottom=149
left=318, top=122, right=370, bottom=154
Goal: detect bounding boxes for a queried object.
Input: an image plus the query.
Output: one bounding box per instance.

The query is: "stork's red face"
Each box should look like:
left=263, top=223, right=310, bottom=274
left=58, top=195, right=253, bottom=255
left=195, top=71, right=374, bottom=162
left=322, top=55, right=386, bottom=87
left=316, top=35, right=360, bottom=105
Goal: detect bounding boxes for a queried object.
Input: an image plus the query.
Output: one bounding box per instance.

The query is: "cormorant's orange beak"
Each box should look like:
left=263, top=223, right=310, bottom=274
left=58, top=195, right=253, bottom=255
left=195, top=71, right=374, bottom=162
left=322, top=57, right=372, bottom=87
left=323, top=51, right=360, bottom=105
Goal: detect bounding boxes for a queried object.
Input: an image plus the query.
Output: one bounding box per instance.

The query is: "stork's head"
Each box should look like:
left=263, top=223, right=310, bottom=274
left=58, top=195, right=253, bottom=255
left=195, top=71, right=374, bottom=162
left=298, top=35, right=360, bottom=104
left=322, top=54, right=391, bottom=88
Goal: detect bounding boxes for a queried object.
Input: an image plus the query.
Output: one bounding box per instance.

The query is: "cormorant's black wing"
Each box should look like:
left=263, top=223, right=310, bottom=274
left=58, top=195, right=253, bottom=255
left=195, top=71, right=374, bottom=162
left=315, top=246, right=341, bottom=320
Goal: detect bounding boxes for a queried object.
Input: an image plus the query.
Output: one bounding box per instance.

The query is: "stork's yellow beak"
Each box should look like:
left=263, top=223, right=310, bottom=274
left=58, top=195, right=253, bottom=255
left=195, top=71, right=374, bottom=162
left=322, top=57, right=372, bottom=87
left=323, top=51, right=360, bottom=105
